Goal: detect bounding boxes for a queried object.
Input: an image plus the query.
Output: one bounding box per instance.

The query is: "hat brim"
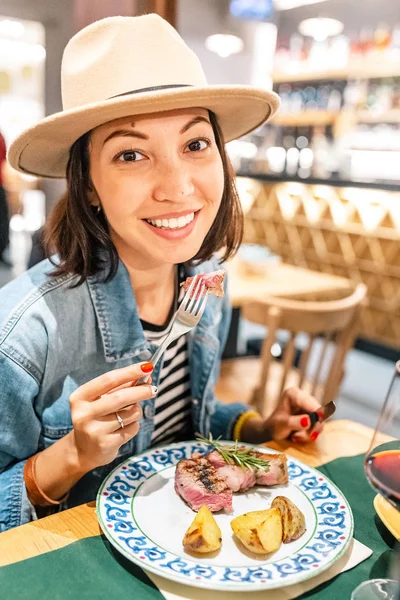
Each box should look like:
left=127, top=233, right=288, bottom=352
left=8, top=85, right=280, bottom=178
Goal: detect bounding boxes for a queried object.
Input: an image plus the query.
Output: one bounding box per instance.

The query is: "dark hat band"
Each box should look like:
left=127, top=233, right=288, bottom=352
left=110, top=84, right=193, bottom=99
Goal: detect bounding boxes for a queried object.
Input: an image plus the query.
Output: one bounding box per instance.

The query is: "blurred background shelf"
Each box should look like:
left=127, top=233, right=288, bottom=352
left=272, top=110, right=338, bottom=126
left=237, top=172, right=400, bottom=192
left=356, top=109, right=400, bottom=123
left=272, top=63, right=400, bottom=84
left=272, top=109, right=400, bottom=127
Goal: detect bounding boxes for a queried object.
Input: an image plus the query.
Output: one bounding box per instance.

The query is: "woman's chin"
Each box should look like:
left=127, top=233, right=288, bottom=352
left=158, top=244, right=203, bottom=266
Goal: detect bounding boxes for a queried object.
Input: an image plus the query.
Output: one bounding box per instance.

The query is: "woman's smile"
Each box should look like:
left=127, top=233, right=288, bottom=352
left=142, top=209, right=200, bottom=240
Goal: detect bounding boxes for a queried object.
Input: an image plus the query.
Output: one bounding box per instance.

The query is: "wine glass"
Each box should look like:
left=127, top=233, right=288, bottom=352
left=352, top=361, right=400, bottom=599
left=351, top=579, right=399, bottom=600
left=365, top=361, right=400, bottom=511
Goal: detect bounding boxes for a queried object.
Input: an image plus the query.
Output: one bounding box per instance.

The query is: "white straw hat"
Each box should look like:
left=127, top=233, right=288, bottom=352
left=8, top=13, right=280, bottom=179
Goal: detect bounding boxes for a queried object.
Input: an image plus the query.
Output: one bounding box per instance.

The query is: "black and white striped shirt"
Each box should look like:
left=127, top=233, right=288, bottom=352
left=141, top=268, right=193, bottom=446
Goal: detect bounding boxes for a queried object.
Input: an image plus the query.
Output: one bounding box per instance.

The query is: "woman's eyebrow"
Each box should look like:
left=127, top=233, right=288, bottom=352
left=103, top=128, right=148, bottom=146
left=103, top=115, right=211, bottom=146
left=180, top=116, right=211, bottom=134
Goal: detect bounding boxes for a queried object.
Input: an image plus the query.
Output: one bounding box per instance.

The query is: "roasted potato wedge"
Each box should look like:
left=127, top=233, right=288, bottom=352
left=231, top=512, right=265, bottom=554
left=256, top=508, right=283, bottom=553
left=183, top=505, right=222, bottom=554
left=271, top=496, right=306, bottom=543
left=231, top=508, right=282, bottom=554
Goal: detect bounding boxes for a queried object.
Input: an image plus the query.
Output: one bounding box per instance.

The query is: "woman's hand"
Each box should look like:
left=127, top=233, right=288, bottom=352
left=240, top=387, right=324, bottom=444
left=69, top=361, right=156, bottom=473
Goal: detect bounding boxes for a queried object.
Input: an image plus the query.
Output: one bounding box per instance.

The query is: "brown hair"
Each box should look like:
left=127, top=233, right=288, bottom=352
left=45, top=111, right=243, bottom=286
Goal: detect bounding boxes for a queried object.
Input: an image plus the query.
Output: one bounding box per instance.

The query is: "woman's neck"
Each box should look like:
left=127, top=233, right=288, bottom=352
left=123, top=257, right=177, bottom=326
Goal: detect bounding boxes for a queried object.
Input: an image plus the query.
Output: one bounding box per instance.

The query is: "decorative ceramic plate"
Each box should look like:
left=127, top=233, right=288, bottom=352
left=97, top=441, right=353, bottom=592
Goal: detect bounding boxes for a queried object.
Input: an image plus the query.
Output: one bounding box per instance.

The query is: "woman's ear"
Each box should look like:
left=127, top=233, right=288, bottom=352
left=87, top=178, right=99, bottom=208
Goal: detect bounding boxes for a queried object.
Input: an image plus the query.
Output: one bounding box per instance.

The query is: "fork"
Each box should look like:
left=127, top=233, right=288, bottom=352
left=134, top=274, right=208, bottom=386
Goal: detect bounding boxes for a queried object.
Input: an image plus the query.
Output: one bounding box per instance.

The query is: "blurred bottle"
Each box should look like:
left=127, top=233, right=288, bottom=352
left=289, top=33, right=304, bottom=63
left=316, top=85, right=330, bottom=110
left=376, top=82, right=394, bottom=113
left=343, top=79, right=365, bottom=108
left=364, top=82, right=378, bottom=110
left=286, top=146, right=300, bottom=175
left=349, top=31, right=362, bottom=60
left=359, top=28, right=374, bottom=57
left=302, top=37, right=313, bottom=64
left=373, top=23, right=391, bottom=56
left=289, top=87, right=304, bottom=113
left=308, top=39, right=329, bottom=70
left=330, top=35, right=350, bottom=68
left=274, top=41, right=290, bottom=71
left=390, top=24, right=400, bottom=59
left=392, top=82, right=400, bottom=109
left=296, top=127, right=310, bottom=150
left=297, top=146, right=313, bottom=178
left=311, top=126, right=334, bottom=178
left=278, top=83, right=292, bottom=113
left=281, top=127, right=296, bottom=175
left=303, top=85, right=318, bottom=110
left=327, top=84, right=343, bottom=112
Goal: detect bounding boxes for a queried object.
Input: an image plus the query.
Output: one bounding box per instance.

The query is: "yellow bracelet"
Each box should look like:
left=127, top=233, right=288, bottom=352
left=233, top=411, right=262, bottom=442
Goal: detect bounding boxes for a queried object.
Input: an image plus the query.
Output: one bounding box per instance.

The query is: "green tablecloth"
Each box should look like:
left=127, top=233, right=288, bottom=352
left=0, top=454, right=397, bottom=600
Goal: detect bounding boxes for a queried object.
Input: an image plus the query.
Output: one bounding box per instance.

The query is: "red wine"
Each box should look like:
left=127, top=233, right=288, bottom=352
left=365, top=449, right=400, bottom=510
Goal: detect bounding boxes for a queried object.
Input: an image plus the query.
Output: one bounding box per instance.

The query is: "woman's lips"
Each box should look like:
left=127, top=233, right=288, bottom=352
left=142, top=211, right=199, bottom=240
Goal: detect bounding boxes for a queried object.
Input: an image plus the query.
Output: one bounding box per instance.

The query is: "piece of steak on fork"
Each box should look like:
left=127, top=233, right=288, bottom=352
left=174, top=456, right=233, bottom=512
left=181, top=270, right=226, bottom=299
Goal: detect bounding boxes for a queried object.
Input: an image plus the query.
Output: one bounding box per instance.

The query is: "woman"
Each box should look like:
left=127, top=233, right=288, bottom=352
left=1, top=14, right=322, bottom=532
left=0, top=130, right=10, bottom=267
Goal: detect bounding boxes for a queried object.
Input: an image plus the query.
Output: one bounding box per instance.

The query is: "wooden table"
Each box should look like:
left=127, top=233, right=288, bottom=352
left=228, top=260, right=354, bottom=307
left=0, top=420, right=385, bottom=568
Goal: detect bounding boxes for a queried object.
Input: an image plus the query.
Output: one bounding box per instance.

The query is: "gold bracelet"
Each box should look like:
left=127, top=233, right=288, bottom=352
left=233, top=411, right=262, bottom=442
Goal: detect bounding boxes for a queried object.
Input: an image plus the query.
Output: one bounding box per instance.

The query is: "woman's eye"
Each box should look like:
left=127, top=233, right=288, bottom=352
left=116, top=150, right=145, bottom=162
left=186, top=139, right=209, bottom=153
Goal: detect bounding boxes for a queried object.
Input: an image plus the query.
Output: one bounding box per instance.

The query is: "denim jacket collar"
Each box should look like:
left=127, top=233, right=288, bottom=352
left=87, top=260, right=147, bottom=363
left=87, top=258, right=222, bottom=363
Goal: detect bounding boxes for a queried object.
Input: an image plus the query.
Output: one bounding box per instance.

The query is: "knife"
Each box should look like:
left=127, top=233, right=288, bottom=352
left=307, top=401, right=336, bottom=428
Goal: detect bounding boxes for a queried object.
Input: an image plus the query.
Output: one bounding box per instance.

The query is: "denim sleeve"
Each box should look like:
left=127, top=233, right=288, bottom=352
left=209, top=273, right=249, bottom=440
left=0, top=350, right=41, bottom=531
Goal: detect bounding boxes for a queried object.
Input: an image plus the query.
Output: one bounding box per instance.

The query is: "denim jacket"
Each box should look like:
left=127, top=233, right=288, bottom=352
left=0, top=255, right=248, bottom=531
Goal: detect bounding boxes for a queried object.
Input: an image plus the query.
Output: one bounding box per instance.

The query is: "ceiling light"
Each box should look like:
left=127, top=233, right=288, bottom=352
left=299, top=17, right=344, bottom=41
left=0, top=19, right=25, bottom=37
left=0, top=40, right=46, bottom=62
left=274, top=0, right=328, bottom=10
left=205, top=34, right=244, bottom=58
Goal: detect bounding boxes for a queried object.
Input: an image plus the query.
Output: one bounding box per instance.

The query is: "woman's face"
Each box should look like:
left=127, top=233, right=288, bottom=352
left=89, top=108, right=224, bottom=268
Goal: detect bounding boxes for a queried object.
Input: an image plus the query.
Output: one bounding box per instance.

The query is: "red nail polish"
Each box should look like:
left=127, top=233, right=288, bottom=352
left=311, top=431, right=319, bottom=441
left=300, top=416, right=310, bottom=428
left=141, top=362, right=153, bottom=373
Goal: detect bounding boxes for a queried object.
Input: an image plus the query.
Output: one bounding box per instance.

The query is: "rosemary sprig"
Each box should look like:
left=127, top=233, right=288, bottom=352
left=196, top=433, right=270, bottom=472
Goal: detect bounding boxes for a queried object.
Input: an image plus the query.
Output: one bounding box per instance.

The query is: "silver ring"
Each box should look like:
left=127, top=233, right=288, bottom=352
left=115, top=412, right=124, bottom=429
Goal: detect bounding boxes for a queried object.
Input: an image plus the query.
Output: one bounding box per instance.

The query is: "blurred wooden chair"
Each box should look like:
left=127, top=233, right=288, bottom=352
left=216, top=283, right=367, bottom=417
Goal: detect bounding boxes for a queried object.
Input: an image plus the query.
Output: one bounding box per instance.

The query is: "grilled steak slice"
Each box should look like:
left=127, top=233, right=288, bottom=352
left=181, top=270, right=226, bottom=299
left=206, top=448, right=288, bottom=489
left=254, top=452, right=288, bottom=486
left=174, top=456, right=233, bottom=512
left=206, top=450, right=257, bottom=492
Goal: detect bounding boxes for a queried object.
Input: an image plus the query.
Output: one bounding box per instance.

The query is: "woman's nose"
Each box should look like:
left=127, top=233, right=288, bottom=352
left=152, top=160, right=194, bottom=202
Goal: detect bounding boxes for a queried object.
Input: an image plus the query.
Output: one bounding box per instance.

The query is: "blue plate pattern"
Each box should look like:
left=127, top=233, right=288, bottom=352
left=97, top=442, right=353, bottom=592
